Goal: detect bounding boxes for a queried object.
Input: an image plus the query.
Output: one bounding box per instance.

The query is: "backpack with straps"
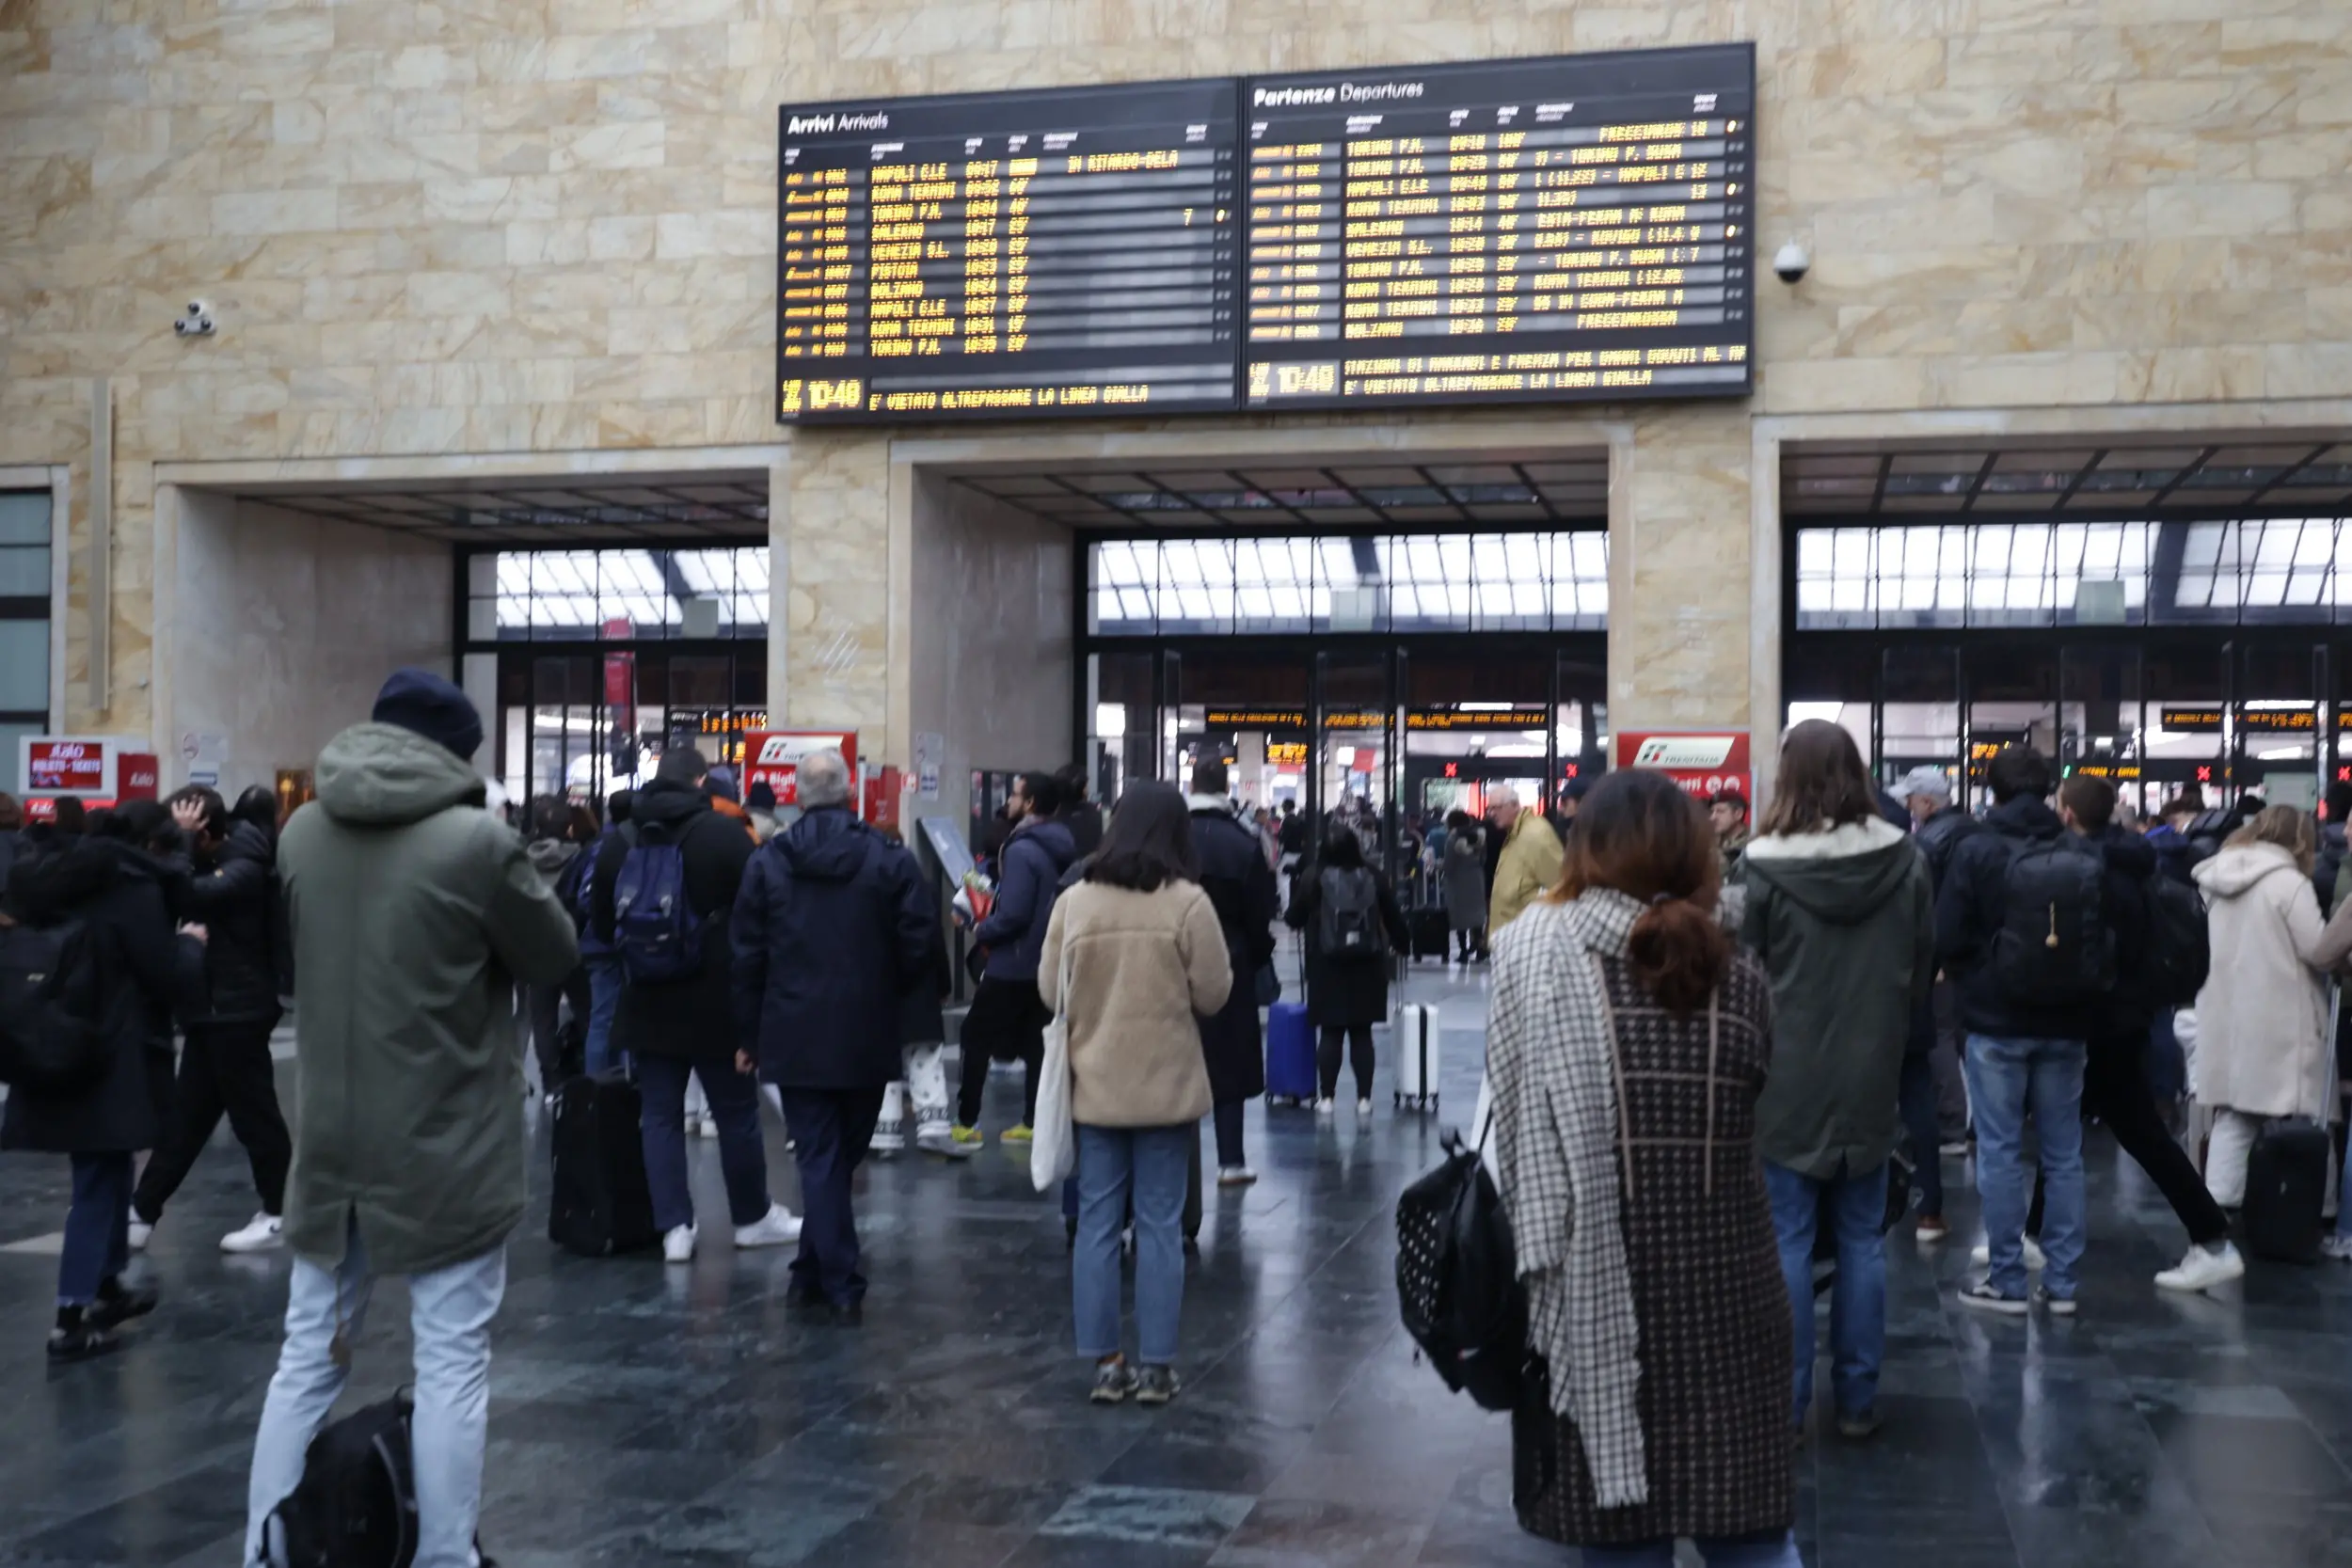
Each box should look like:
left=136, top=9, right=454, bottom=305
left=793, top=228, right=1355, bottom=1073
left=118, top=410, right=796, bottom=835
left=0, top=912, right=109, bottom=1092
left=612, top=824, right=703, bottom=985
left=2142, top=872, right=2211, bottom=1009
left=260, top=1392, right=421, bottom=1568
left=1316, top=866, right=1381, bottom=961
left=1989, top=836, right=2114, bottom=1006
left=1395, top=1116, right=1526, bottom=1412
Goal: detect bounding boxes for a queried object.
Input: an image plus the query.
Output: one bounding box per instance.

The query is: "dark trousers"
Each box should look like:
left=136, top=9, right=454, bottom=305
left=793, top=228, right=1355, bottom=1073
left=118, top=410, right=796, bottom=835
left=528, top=967, right=593, bottom=1090
left=62, top=1153, right=134, bottom=1307
left=636, top=1051, right=771, bottom=1235
left=1898, top=1049, right=1946, bottom=1220
left=1212, top=1100, right=1247, bottom=1168
left=1454, top=926, right=1484, bottom=960
left=1318, top=1024, right=1375, bottom=1101
left=134, top=1018, right=291, bottom=1224
left=778, top=1087, right=885, bottom=1307
left=956, top=976, right=1046, bottom=1128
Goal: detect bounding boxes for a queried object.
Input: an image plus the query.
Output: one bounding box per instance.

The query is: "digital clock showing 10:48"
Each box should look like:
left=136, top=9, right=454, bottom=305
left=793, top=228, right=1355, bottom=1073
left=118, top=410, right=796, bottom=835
left=776, top=43, right=1754, bottom=424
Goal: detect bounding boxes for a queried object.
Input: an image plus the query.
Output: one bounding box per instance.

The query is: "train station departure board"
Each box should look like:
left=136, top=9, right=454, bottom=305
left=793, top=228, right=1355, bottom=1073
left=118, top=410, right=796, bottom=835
left=774, top=47, right=1754, bottom=424
left=1242, top=47, right=1754, bottom=410
left=777, top=79, right=1242, bottom=422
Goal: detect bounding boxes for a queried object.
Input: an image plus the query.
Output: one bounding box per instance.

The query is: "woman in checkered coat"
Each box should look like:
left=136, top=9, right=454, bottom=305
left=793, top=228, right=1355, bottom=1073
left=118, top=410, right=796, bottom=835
left=1487, top=768, right=1796, bottom=1566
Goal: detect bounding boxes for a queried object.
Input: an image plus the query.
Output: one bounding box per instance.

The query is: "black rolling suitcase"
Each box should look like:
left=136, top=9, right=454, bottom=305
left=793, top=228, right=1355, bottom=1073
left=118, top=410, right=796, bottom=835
left=548, top=1070, right=659, bottom=1257
left=2244, top=1118, right=2329, bottom=1264
left=1408, top=906, right=1449, bottom=962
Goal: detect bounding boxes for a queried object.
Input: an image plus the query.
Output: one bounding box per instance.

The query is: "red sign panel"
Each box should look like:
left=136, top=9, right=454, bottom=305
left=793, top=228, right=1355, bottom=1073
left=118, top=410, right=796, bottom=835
left=1612, top=730, right=1753, bottom=802
left=743, top=730, right=857, bottom=809
left=26, top=740, right=107, bottom=794
left=116, top=752, right=160, bottom=801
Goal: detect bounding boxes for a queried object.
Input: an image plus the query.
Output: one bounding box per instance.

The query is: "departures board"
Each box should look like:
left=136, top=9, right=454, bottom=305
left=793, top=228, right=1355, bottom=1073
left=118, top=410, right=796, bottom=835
left=777, top=78, right=1242, bottom=422
left=775, top=46, right=1753, bottom=424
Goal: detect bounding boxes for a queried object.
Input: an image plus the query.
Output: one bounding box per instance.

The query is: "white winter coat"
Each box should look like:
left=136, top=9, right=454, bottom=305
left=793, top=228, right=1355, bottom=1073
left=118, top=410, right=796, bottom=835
left=2189, top=842, right=2352, bottom=1119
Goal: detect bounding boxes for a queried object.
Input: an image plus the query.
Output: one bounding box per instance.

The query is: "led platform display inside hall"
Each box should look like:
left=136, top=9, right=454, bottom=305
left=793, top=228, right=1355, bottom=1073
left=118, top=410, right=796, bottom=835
left=1240, top=45, right=1755, bottom=411
left=777, top=78, right=1242, bottom=423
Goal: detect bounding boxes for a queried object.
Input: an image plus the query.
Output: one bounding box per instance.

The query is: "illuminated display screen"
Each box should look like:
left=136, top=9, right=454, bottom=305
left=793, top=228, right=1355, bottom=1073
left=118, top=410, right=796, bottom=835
left=1240, top=45, right=1754, bottom=410
left=777, top=79, right=1241, bottom=422
left=777, top=47, right=1753, bottom=423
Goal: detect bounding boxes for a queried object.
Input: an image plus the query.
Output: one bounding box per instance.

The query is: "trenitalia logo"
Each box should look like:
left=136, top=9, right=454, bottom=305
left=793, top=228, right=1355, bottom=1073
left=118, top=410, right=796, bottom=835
left=1631, top=735, right=1739, bottom=769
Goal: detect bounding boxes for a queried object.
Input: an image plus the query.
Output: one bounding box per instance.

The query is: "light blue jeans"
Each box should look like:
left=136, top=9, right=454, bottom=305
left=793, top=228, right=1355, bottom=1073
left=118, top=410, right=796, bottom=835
left=1766, top=1161, right=1887, bottom=1424
left=583, top=952, right=624, bottom=1076
left=1964, top=1034, right=2087, bottom=1301
left=1073, top=1122, right=1192, bottom=1366
left=1581, top=1531, right=1804, bottom=1566
left=246, top=1216, right=506, bottom=1568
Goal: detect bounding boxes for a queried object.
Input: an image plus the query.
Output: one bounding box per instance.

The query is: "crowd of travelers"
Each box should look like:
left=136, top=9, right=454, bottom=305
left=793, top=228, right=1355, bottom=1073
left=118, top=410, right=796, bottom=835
left=12, top=676, right=2352, bottom=1566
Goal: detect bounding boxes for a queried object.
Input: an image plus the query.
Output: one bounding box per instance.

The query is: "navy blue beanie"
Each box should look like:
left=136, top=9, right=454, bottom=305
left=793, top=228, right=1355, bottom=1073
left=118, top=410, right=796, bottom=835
left=372, top=668, right=484, bottom=760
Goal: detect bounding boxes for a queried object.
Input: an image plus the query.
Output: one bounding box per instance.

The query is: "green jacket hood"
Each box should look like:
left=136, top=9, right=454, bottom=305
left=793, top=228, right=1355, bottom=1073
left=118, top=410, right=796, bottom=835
left=314, top=722, right=487, bottom=828
left=1741, top=816, right=1916, bottom=927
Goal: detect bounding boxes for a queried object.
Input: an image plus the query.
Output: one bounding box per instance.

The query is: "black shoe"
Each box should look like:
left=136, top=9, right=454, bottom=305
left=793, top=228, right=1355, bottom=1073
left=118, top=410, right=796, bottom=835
left=48, top=1307, right=120, bottom=1363
left=784, top=1284, right=826, bottom=1312
left=87, top=1275, right=159, bottom=1331
left=829, top=1301, right=865, bottom=1328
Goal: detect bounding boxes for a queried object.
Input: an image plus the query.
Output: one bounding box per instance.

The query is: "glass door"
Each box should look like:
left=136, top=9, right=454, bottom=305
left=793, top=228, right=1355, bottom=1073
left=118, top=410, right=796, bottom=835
left=1314, top=650, right=1396, bottom=872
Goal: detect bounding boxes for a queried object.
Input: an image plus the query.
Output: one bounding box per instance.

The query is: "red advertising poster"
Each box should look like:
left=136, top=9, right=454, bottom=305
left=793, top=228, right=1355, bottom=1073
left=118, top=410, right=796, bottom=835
left=743, top=730, right=857, bottom=808
left=25, top=739, right=108, bottom=794
left=1613, top=730, right=1753, bottom=802
left=116, top=752, right=160, bottom=801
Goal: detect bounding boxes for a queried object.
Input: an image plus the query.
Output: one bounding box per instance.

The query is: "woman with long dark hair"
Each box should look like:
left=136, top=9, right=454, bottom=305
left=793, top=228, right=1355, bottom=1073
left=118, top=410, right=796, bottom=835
left=1487, top=769, right=1794, bottom=1567
left=1039, top=782, right=1232, bottom=1406
left=1283, top=825, right=1409, bottom=1115
left=2, top=800, right=193, bottom=1358
left=1736, top=720, right=1932, bottom=1435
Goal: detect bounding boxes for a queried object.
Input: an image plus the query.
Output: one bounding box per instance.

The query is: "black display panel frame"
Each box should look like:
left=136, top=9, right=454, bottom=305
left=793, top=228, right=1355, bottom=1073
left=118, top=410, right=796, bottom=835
left=774, top=45, right=1755, bottom=426
left=1239, top=44, right=1756, bottom=412
left=776, top=77, right=1243, bottom=424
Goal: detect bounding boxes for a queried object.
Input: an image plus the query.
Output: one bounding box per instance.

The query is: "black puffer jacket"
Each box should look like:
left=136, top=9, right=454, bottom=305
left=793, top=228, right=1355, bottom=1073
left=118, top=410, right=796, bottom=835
left=1190, top=800, right=1279, bottom=1103
left=0, top=837, right=190, bottom=1154
left=590, top=781, right=755, bottom=1059
left=181, top=816, right=284, bottom=1024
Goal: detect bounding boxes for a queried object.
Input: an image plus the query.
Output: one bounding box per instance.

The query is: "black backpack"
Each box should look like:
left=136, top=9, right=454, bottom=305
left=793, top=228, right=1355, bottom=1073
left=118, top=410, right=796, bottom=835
left=2142, top=873, right=2211, bottom=1009
left=0, top=913, right=109, bottom=1091
left=262, top=1393, right=421, bottom=1568
left=1989, top=837, right=2113, bottom=1006
left=1316, top=867, right=1381, bottom=961
left=1395, top=1120, right=1526, bottom=1412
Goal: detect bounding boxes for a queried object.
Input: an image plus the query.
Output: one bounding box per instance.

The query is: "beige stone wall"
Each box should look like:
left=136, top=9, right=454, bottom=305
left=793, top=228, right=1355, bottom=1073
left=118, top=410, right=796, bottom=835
left=5, top=0, right=2349, bottom=742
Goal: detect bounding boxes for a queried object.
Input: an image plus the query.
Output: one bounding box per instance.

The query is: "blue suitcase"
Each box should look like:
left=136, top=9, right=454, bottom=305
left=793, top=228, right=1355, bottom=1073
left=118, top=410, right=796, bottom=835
left=1266, top=1001, right=1315, bottom=1105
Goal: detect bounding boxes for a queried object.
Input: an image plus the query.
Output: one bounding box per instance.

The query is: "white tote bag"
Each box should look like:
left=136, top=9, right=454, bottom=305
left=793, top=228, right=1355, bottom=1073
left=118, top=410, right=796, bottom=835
left=1030, top=939, right=1078, bottom=1193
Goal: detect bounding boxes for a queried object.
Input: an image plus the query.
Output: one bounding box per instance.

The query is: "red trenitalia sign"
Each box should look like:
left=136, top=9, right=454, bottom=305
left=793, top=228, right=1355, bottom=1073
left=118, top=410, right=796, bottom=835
left=743, top=730, right=857, bottom=808
left=1613, top=730, right=1753, bottom=801
left=26, top=740, right=106, bottom=794
left=116, top=752, right=160, bottom=800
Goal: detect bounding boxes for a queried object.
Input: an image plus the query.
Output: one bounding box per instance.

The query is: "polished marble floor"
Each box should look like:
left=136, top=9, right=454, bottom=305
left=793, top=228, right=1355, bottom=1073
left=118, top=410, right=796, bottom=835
left=5, top=960, right=2352, bottom=1566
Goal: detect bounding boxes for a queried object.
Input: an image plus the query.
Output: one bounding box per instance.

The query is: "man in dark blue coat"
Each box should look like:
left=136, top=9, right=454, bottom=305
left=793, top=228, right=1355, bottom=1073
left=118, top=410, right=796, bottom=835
left=732, top=748, right=935, bottom=1322
left=955, top=768, right=1078, bottom=1144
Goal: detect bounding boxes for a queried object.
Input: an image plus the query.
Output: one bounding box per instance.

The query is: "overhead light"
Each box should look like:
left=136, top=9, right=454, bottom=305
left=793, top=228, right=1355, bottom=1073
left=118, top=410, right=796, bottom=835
left=1788, top=702, right=1844, bottom=725
left=1094, top=703, right=1126, bottom=737
left=2258, top=747, right=2311, bottom=760
left=1456, top=701, right=1518, bottom=712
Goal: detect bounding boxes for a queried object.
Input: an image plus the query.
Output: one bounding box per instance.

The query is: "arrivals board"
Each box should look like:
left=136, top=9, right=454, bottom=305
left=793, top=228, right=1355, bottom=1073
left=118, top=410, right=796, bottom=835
left=777, top=79, right=1242, bottom=422
left=1241, top=47, right=1754, bottom=410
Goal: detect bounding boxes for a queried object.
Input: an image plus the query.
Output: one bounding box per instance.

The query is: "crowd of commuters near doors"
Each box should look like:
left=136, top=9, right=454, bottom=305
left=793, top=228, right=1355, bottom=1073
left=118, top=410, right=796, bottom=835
left=8, top=676, right=2352, bottom=1566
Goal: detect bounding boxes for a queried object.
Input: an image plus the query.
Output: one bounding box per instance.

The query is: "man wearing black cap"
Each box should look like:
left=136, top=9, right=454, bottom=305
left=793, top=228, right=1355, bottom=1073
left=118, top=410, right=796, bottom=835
left=247, top=668, right=580, bottom=1568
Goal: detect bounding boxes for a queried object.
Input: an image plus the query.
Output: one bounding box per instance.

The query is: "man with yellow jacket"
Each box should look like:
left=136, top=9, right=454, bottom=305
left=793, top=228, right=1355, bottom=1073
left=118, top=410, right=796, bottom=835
left=1486, top=784, right=1565, bottom=936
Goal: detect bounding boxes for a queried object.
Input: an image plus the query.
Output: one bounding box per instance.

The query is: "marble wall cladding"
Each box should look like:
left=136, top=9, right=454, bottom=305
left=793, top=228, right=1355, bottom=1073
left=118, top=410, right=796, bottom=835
left=5, top=0, right=2350, bottom=737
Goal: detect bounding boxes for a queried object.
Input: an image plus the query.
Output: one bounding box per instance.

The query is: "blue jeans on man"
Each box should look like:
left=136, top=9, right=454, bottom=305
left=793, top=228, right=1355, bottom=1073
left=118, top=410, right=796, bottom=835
left=637, top=1051, right=771, bottom=1236
left=776, top=1087, right=885, bottom=1307
left=582, top=952, right=624, bottom=1075
left=1073, top=1123, right=1192, bottom=1366
left=59, top=1152, right=134, bottom=1307
left=1964, top=1033, right=2087, bottom=1301
left=1765, top=1159, right=1888, bottom=1427
left=246, top=1215, right=506, bottom=1568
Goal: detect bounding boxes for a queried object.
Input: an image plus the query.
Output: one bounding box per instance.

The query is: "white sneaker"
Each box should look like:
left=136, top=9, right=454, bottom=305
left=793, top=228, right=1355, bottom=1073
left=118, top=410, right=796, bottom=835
left=2153, top=1241, right=2245, bottom=1293
left=698, top=1115, right=720, bottom=1140
left=126, top=1216, right=151, bottom=1252
left=219, top=1212, right=283, bottom=1254
left=662, top=1224, right=697, bottom=1263
left=681, top=1111, right=702, bottom=1136
left=870, top=1129, right=906, bottom=1156
left=1969, top=1238, right=2045, bottom=1270
left=2322, top=1233, right=2352, bottom=1263
left=733, top=1205, right=803, bottom=1249
left=917, top=1128, right=976, bottom=1160
left=1357, top=1098, right=1373, bottom=1117
left=1217, top=1166, right=1258, bottom=1188
left=1314, top=1098, right=1336, bottom=1117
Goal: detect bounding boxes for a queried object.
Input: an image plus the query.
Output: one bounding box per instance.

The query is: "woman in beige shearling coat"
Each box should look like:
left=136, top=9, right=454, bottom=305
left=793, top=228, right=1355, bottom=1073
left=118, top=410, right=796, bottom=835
left=1040, top=783, right=1232, bottom=1408
left=2190, top=807, right=2352, bottom=1207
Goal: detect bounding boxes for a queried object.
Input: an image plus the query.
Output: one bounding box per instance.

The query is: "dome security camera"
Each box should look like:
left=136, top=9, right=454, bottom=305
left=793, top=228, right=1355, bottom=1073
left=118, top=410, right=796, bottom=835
left=174, top=299, right=216, bottom=338
left=1772, top=241, right=1811, bottom=285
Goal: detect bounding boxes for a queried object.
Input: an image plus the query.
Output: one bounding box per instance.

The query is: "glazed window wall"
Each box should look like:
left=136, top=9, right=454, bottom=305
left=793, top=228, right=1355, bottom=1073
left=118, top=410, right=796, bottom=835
left=0, top=491, right=54, bottom=794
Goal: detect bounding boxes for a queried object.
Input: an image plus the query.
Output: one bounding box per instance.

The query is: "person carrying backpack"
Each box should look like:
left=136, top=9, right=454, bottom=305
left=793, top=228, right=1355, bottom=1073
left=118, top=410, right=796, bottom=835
left=955, top=769, right=1079, bottom=1146
left=246, top=670, right=580, bottom=1566
left=2, top=800, right=194, bottom=1360
left=522, top=794, right=596, bottom=1100
left=1486, top=769, right=1796, bottom=1567
left=1284, top=825, right=1408, bottom=1116
left=1936, top=744, right=2114, bottom=1316
left=590, top=748, right=801, bottom=1264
